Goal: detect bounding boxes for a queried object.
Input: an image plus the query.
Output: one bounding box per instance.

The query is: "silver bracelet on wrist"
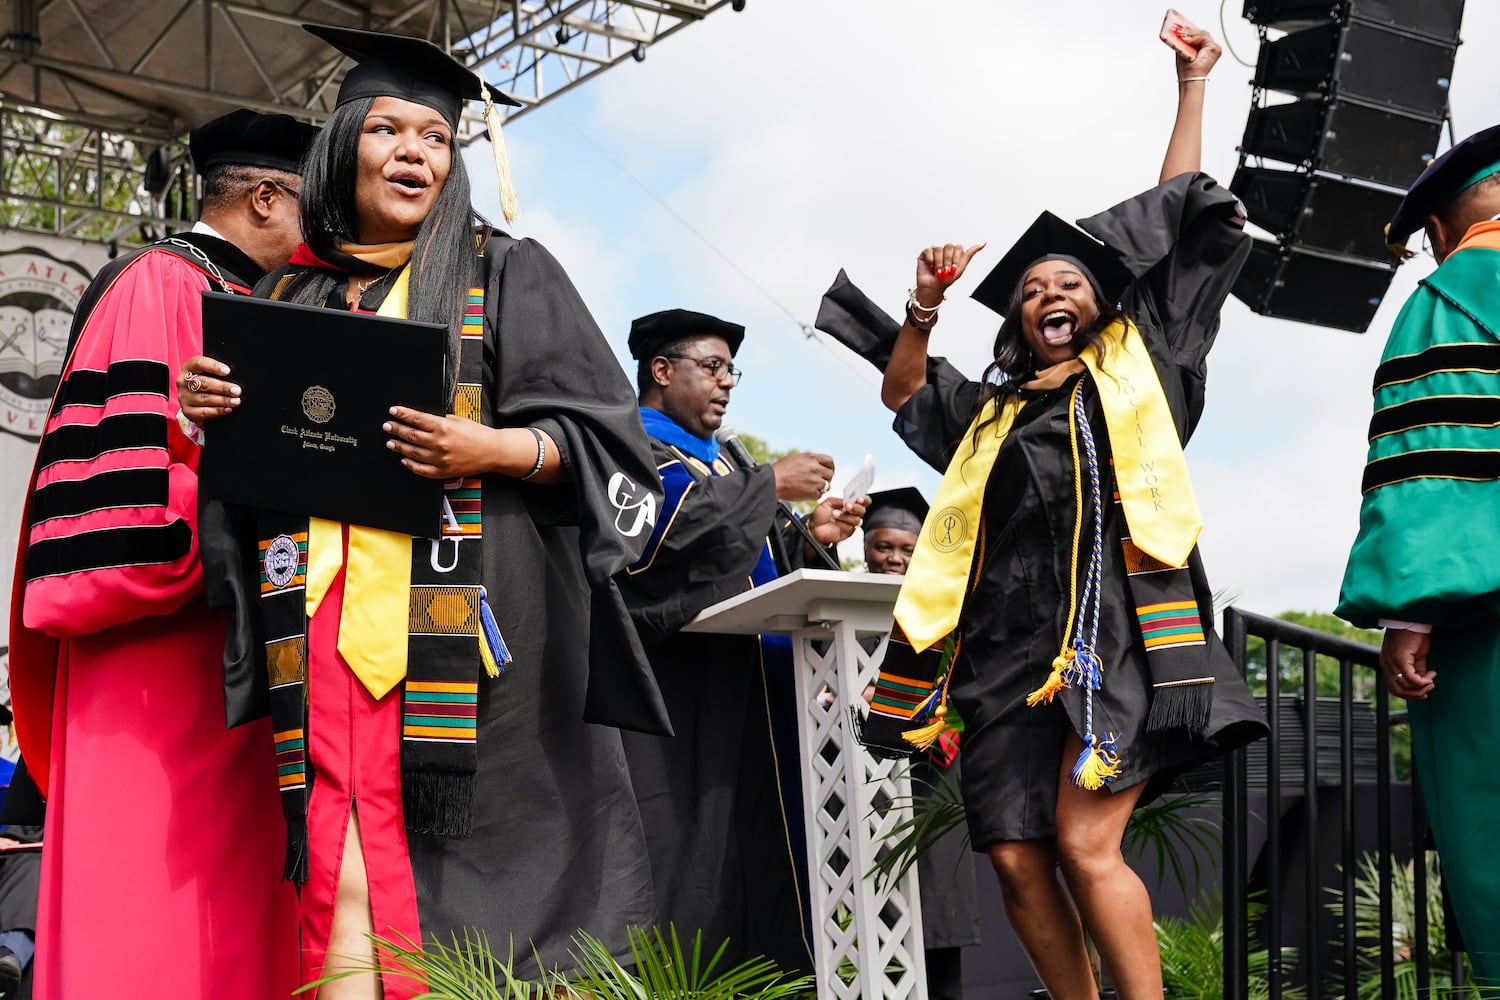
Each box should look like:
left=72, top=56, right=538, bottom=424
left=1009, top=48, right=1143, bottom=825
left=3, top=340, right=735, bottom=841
left=1180, top=75, right=1209, bottom=83
left=520, top=427, right=546, bottom=481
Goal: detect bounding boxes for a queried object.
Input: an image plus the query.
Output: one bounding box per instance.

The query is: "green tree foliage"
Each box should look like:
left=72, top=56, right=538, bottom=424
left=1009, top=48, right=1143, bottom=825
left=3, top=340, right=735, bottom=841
left=1242, top=611, right=1381, bottom=700
left=735, top=431, right=793, bottom=466
left=2, top=112, right=175, bottom=243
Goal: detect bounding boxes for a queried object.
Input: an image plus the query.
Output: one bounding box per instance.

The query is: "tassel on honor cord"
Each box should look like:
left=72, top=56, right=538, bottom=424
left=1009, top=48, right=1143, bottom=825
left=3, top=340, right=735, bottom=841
left=1028, top=382, right=1094, bottom=709
left=1068, top=385, right=1120, bottom=789
left=1033, top=382, right=1123, bottom=789
left=478, top=586, right=512, bottom=679
left=902, top=633, right=961, bottom=751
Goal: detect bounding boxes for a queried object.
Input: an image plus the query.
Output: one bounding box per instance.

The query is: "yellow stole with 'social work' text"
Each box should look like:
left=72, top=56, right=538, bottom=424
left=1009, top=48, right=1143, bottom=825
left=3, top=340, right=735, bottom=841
left=893, top=319, right=1203, bottom=653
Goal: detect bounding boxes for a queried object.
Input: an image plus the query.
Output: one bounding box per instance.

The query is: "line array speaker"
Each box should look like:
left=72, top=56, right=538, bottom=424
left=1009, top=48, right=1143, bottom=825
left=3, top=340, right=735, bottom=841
left=1244, top=0, right=1462, bottom=42
left=1233, top=241, right=1398, bottom=333
left=1231, top=0, right=1466, bottom=333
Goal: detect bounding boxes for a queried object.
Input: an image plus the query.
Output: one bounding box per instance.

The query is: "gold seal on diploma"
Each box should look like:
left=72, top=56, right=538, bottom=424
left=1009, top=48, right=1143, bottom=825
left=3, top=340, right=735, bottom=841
left=302, top=385, right=336, bottom=424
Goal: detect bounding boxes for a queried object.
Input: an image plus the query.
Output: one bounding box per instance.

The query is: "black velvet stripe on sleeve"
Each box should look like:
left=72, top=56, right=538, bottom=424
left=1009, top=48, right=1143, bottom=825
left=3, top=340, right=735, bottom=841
left=1362, top=448, right=1500, bottom=493
left=29, top=467, right=170, bottom=523
left=1368, top=395, right=1500, bottom=440
left=49, top=360, right=170, bottom=414
left=35, top=412, right=167, bottom=470
left=25, top=520, right=193, bottom=581
left=1373, top=344, right=1500, bottom=391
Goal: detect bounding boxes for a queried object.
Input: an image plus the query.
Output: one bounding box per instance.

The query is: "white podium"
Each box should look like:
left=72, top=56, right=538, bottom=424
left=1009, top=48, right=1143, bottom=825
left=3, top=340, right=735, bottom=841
left=685, top=568, right=927, bottom=1000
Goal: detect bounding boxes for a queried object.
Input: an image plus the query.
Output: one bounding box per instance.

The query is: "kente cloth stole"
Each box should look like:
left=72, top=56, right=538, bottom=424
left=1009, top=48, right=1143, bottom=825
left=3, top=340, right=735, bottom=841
left=862, top=320, right=1211, bottom=772
left=257, top=268, right=508, bottom=882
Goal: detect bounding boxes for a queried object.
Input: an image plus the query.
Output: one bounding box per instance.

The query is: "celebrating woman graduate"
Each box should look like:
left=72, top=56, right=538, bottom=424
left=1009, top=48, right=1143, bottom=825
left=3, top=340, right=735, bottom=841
left=179, top=26, right=668, bottom=999
left=826, top=22, right=1267, bottom=1000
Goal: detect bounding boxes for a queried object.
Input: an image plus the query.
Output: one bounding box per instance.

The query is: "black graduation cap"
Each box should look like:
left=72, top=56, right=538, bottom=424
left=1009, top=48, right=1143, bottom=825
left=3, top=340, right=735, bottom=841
left=304, top=24, right=521, bottom=127
left=188, top=109, right=319, bottom=175
left=303, top=23, right=523, bottom=222
left=864, top=487, right=929, bottom=535
left=628, top=309, right=746, bottom=360
left=1387, top=122, right=1500, bottom=249
left=970, top=211, right=1132, bottom=319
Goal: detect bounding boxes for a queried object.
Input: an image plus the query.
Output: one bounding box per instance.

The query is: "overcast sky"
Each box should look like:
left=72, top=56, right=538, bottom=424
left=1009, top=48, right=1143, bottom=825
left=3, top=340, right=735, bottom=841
left=465, top=1, right=1500, bottom=617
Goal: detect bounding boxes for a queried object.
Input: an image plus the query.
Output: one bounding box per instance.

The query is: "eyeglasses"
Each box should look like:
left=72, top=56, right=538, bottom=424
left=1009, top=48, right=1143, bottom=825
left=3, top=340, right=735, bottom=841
left=661, top=353, right=743, bottom=385
left=272, top=179, right=301, bottom=201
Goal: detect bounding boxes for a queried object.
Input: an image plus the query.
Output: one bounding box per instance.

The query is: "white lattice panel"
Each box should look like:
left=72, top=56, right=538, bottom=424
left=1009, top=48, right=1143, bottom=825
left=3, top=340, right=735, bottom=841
left=794, top=620, right=926, bottom=1000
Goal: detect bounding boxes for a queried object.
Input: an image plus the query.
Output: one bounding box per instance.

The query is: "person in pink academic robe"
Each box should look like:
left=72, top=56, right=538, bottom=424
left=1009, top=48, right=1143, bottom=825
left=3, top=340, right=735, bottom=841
left=6, top=110, right=315, bottom=1000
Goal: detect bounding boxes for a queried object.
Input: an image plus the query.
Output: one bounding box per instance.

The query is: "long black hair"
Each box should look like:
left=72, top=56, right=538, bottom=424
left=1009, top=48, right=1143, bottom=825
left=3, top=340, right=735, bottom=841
left=280, top=96, right=478, bottom=401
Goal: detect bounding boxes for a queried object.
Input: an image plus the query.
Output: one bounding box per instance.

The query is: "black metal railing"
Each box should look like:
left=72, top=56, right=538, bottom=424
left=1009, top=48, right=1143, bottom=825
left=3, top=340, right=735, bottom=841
left=1220, top=608, right=1460, bottom=1000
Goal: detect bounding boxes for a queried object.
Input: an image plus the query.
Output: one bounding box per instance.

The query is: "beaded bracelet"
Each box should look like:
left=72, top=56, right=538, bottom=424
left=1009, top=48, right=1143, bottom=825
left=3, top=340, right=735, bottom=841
left=908, top=287, right=944, bottom=316
left=905, top=302, right=937, bottom=333
left=520, top=427, right=546, bottom=481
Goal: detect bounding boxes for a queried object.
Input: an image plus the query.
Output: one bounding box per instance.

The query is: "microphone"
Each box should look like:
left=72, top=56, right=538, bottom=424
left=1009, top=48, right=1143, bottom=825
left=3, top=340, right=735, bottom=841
left=714, top=426, right=759, bottom=470
left=714, top=426, right=841, bottom=571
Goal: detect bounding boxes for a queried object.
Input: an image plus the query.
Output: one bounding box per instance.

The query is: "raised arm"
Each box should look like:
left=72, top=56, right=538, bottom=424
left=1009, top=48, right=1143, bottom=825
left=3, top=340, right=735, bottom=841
left=881, top=242, right=984, bottom=412
left=1159, top=25, right=1222, bottom=184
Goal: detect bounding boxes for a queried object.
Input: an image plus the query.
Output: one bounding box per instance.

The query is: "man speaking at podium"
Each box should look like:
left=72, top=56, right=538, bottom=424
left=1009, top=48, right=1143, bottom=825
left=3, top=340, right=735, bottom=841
left=618, top=308, right=866, bottom=973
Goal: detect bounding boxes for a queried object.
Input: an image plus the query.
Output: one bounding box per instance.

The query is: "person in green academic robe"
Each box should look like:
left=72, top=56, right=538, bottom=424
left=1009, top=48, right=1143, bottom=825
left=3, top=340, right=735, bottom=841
left=1337, top=122, right=1500, bottom=990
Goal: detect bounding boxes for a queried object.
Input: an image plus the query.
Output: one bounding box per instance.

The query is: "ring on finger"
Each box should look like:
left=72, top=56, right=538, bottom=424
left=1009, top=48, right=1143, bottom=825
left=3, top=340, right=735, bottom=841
left=184, top=372, right=203, bottom=393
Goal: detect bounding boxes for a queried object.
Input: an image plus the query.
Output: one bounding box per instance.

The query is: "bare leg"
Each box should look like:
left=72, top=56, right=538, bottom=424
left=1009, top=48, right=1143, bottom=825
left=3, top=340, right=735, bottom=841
left=986, top=840, right=1099, bottom=1000
left=1053, top=732, right=1161, bottom=1000
left=320, top=811, right=381, bottom=1000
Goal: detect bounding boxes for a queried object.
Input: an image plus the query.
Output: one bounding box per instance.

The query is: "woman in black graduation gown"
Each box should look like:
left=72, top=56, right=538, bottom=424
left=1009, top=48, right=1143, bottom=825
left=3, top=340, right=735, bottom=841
left=870, top=24, right=1265, bottom=1000
left=178, top=26, right=667, bottom=1000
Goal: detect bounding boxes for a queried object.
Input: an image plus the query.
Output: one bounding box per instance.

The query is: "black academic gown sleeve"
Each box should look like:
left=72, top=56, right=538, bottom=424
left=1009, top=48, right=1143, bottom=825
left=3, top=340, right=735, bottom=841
left=813, top=272, right=979, bottom=473
left=1079, top=171, right=1250, bottom=440
left=477, top=235, right=671, bottom=735
left=622, top=442, right=780, bottom=641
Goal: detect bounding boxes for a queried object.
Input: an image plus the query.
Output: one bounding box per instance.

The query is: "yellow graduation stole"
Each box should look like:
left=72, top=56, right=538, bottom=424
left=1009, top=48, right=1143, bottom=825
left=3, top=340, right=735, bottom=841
left=303, top=270, right=415, bottom=699
left=893, top=319, right=1202, bottom=653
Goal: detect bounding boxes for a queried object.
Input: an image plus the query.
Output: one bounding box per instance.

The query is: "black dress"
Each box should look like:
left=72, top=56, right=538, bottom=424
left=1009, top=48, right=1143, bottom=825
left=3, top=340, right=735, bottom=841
left=829, top=174, right=1268, bottom=848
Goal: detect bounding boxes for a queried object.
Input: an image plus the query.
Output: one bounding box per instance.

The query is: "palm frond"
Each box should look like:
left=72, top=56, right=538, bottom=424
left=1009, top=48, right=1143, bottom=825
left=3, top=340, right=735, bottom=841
left=1154, top=894, right=1304, bottom=1000
left=1324, top=851, right=1480, bottom=999
left=867, top=762, right=968, bottom=885
left=295, top=928, right=543, bottom=999
left=568, top=925, right=815, bottom=1000
left=298, top=924, right=814, bottom=1000
left=1121, top=788, right=1223, bottom=895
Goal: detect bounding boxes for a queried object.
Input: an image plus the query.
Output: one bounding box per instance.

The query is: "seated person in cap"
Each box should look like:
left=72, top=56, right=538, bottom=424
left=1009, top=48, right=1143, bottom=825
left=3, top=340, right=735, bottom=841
left=618, top=308, right=866, bottom=974
left=861, top=488, right=981, bottom=1000
left=1337, top=122, right=1500, bottom=989
left=818, top=24, right=1266, bottom=1000
left=179, top=26, right=667, bottom=1000
left=7, top=108, right=314, bottom=1000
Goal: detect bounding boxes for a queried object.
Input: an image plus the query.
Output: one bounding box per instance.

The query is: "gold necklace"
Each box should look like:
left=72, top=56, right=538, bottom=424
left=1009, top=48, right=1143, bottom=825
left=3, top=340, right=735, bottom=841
left=356, top=271, right=389, bottom=296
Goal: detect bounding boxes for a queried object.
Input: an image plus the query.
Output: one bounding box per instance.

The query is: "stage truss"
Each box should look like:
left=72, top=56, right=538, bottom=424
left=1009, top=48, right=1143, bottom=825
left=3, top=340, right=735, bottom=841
left=2, top=0, right=739, bottom=245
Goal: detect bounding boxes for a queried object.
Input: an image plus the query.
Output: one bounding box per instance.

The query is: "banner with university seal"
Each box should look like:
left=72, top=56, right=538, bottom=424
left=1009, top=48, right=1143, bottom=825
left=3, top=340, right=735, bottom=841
left=0, top=232, right=109, bottom=660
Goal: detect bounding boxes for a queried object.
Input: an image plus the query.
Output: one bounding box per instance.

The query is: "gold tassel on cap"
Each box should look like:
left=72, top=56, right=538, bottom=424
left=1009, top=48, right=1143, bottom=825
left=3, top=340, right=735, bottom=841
left=482, top=89, right=519, bottom=224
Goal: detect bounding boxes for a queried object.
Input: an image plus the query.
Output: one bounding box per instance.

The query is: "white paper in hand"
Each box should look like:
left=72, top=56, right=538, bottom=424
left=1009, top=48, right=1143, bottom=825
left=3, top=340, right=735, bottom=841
left=843, top=454, right=876, bottom=501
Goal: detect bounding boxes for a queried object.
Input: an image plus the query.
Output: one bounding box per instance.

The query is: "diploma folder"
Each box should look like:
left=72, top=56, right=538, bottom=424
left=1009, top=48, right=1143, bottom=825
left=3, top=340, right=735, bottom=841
left=198, top=291, right=448, bottom=537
